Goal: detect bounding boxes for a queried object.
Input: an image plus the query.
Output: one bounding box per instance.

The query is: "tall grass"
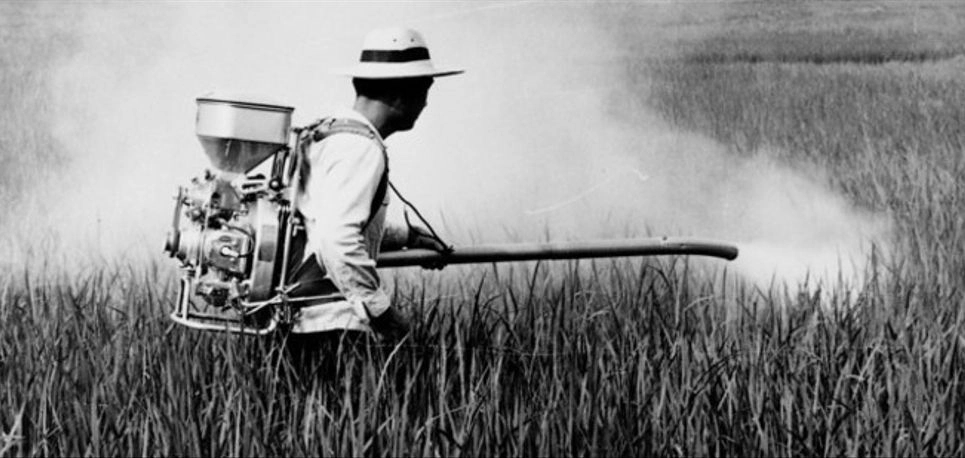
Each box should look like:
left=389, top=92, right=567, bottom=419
left=4, top=2, right=965, bottom=457
left=2, top=254, right=963, bottom=456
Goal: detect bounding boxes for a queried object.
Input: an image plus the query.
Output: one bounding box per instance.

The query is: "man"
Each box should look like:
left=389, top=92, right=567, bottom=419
left=286, top=27, right=463, bottom=355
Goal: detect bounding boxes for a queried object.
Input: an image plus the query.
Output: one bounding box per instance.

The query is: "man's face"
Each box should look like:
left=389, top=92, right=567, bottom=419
left=393, top=77, right=433, bottom=131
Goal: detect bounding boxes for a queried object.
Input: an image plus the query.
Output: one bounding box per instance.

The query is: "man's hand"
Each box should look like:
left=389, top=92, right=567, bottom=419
left=407, top=225, right=450, bottom=253
left=406, top=225, right=451, bottom=270
left=366, top=305, right=411, bottom=341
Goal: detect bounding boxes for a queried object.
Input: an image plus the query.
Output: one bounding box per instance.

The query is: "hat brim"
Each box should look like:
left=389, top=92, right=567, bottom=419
left=333, top=61, right=464, bottom=79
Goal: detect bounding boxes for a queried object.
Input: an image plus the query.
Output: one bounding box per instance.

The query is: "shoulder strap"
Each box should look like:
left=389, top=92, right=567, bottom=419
left=309, top=118, right=381, bottom=144
left=300, top=117, right=389, bottom=231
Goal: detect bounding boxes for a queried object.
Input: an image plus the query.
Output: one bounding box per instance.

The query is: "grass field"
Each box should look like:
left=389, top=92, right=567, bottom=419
left=3, top=2, right=965, bottom=456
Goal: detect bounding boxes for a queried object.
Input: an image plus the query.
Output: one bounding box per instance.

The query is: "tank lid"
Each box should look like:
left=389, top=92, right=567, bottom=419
left=196, top=91, right=294, bottom=112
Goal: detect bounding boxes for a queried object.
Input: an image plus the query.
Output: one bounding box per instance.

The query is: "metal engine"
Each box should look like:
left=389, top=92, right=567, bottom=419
left=164, top=94, right=303, bottom=334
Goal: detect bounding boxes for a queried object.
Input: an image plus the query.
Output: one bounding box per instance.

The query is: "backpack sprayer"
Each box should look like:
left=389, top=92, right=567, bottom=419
left=164, top=94, right=739, bottom=335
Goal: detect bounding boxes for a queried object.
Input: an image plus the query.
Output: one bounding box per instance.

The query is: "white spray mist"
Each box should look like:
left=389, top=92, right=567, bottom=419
left=20, top=1, right=889, bottom=294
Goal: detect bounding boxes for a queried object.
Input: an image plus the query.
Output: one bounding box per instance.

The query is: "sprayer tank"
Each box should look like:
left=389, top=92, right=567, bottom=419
left=195, top=93, right=294, bottom=173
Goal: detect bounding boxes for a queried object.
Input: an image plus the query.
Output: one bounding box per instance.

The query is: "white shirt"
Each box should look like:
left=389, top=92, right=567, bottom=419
left=291, top=109, right=394, bottom=334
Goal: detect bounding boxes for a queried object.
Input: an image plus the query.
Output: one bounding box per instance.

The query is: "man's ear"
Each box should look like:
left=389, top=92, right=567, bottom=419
left=385, top=94, right=406, bottom=114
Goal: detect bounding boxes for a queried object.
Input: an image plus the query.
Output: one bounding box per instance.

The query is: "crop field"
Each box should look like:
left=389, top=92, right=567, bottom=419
left=3, top=1, right=965, bottom=457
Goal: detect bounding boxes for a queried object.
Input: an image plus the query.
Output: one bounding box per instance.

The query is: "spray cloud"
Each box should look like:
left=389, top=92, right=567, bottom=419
left=13, top=2, right=888, bottom=290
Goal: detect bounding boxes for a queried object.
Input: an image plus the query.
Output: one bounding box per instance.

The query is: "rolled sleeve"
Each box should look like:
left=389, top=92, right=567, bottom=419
left=380, top=223, right=410, bottom=252
left=302, top=133, right=391, bottom=316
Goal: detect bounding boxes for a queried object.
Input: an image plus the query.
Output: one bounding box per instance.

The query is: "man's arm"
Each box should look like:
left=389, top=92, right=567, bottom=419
left=303, top=134, right=391, bottom=317
left=380, top=223, right=409, bottom=252
left=381, top=221, right=452, bottom=253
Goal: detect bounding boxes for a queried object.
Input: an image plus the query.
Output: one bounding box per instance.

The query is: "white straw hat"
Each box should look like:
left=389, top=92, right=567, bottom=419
left=335, top=27, right=464, bottom=79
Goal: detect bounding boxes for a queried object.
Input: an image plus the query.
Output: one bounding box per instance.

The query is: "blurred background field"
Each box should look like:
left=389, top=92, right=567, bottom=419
left=3, top=1, right=965, bottom=456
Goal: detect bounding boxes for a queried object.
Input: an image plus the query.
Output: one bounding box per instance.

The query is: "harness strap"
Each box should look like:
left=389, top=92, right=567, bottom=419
left=300, top=117, right=389, bottom=230
left=310, top=118, right=381, bottom=145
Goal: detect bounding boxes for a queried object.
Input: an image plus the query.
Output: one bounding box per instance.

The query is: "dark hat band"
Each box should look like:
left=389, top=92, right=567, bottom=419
left=360, top=47, right=431, bottom=63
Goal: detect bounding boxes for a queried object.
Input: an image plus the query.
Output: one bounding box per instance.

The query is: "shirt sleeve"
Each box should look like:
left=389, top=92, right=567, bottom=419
left=380, top=222, right=410, bottom=252
left=302, top=133, right=390, bottom=316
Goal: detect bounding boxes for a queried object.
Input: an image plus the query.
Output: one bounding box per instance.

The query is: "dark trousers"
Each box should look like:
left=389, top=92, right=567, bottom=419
left=283, top=330, right=370, bottom=384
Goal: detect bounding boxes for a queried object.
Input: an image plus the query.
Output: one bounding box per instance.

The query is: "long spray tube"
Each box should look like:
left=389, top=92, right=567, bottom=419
left=376, top=237, right=738, bottom=268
